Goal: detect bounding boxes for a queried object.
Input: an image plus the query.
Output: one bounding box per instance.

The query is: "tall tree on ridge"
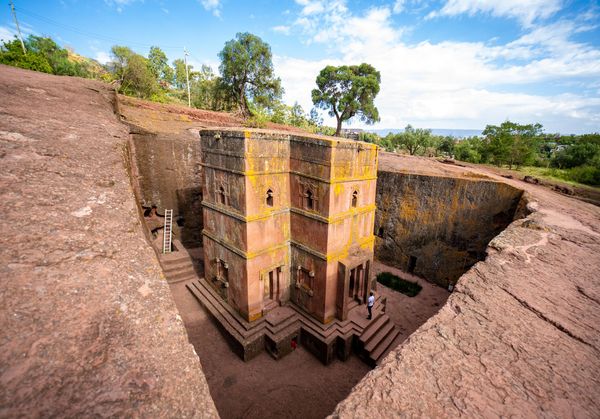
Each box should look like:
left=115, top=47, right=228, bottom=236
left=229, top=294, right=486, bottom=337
left=312, top=63, right=381, bottom=136
left=218, top=32, right=282, bottom=117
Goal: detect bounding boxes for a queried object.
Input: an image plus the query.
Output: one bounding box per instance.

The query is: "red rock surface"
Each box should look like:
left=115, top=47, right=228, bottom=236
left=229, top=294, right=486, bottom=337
left=118, top=94, right=306, bottom=135
left=333, top=157, right=600, bottom=417
left=0, top=65, right=217, bottom=417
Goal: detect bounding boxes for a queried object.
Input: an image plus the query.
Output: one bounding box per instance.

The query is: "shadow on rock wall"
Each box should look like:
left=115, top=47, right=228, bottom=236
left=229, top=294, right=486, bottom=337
left=374, top=171, right=525, bottom=287
left=130, top=129, right=203, bottom=248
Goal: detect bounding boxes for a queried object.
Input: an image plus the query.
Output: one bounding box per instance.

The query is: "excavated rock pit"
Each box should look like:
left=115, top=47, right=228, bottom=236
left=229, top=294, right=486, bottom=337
left=2, top=66, right=599, bottom=418
left=375, top=169, right=525, bottom=287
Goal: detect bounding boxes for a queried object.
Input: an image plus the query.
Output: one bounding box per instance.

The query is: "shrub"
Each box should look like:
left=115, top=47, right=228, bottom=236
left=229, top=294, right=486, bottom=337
left=376, top=271, right=422, bottom=297
left=243, top=112, right=269, bottom=128
left=566, top=165, right=600, bottom=186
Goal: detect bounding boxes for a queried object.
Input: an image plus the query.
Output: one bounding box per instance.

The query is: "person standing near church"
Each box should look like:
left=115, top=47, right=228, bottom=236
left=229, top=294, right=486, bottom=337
left=367, top=291, right=375, bottom=320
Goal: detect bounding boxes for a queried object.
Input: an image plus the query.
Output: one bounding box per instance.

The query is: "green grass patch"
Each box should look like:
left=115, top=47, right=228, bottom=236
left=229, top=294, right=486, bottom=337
left=512, top=166, right=600, bottom=188
left=376, top=272, right=422, bottom=297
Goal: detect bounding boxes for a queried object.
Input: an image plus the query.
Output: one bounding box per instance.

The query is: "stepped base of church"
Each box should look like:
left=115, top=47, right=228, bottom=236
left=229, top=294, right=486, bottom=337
left=187, top=278, right=400, bottom=366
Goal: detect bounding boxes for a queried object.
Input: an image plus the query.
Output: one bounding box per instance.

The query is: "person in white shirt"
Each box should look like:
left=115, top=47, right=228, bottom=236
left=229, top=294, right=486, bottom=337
left=367, top=291, right=375, bottom=320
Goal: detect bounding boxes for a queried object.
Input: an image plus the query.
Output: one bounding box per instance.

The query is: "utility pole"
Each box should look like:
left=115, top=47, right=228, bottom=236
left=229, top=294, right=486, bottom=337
left=9, top=0, right=26, bottom=54
left=183, top=48, right=191, bottom=107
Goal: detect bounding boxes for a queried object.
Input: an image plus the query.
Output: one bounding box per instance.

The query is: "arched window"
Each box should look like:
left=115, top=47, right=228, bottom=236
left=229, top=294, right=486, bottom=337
left=218, top=186, right=226, bottom=205
left=305, top=189, right=314, bottom=210
left=266, top=189, right=274, bottom=207
left=352, top=190, right=358, bottom=208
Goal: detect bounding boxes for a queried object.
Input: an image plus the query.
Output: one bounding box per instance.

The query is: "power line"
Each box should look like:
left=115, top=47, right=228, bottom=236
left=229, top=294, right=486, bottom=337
left=15, top=6, right=183, bottom=51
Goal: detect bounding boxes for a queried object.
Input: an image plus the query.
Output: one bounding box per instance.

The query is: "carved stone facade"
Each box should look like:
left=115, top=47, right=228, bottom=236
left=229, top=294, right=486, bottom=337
left=201, top=129, right=378, bottom=324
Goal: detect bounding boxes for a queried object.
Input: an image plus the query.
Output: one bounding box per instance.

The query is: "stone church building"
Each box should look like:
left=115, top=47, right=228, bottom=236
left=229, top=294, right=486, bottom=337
left=201, top=129, right=378, bottom=326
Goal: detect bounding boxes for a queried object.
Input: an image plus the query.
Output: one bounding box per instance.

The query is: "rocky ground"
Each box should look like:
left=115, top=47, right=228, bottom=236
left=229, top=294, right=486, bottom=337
left=0, top=65, right=217, bottom=417
left=334, top=151, right=600, bottom=417
left=118, top=94, right=305, bottom=136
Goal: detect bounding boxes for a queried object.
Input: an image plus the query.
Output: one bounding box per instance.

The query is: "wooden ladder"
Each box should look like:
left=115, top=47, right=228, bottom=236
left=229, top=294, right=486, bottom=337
left=163, top=209, right=173, bottom=254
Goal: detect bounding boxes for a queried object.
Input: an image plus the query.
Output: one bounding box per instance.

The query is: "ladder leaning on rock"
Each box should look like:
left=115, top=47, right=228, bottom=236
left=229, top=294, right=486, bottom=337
left=163, top=209, right=173, bottom=254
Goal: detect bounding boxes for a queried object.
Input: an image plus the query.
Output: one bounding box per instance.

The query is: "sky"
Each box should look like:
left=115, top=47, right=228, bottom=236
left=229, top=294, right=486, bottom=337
left=1, top=0, right=600, bottom=134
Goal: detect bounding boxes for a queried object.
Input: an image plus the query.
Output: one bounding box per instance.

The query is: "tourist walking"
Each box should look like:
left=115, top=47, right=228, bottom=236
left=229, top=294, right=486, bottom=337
left=367, top=291, right=375, bottom=320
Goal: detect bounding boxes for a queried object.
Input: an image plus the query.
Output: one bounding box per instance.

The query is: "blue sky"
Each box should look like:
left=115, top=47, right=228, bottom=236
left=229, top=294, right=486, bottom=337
left=2, top=0, right=599, bottom=134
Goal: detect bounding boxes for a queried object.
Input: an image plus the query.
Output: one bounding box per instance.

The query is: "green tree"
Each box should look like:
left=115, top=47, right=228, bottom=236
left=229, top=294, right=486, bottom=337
left=108, top=46, right=158, bottom=98
left=172, top=58, right=190, bottom=90
left=438, top=136, right=456, bottom=156
left=290, top=102, right=308, bottom=127
left=122, top=54, right=158, bottom=98
left=148, top=46, right=173, bottom=86
left=390, top=125, right=432, bottom=155
left=483, top=121, right=542, bottom=168
left=26, top=36, right=84, bottom=76
left=552, top=142, right=600, bottom=169
left=312, top=63, right=381, bottom=136
left=109, top=45, right=134, bottom=84
left=0, top=37, right=52, bottom=73
left=218, top=32, right=282, bottom=117
left=454, top=137, right=483, bottom=163
left=357, top=132, right=380, bottom=144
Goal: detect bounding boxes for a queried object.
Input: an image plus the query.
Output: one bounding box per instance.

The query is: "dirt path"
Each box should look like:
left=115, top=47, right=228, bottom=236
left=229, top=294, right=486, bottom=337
left=168, top=259, right=449, bottom=419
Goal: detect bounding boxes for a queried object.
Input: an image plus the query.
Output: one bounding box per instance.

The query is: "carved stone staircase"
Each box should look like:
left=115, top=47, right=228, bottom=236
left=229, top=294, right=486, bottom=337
left=187, top=277, right=300, bottom=361
left=159, top=240, right=198, bottom=284
left=358, top=312, right=401, bottom=366
left=186, top=275, right=401, bottom=365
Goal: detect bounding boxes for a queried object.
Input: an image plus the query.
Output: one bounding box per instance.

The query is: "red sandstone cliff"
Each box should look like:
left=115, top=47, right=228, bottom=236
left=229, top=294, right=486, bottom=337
left=333, top=156, right=600, bottom=417
left=0, top=65, right=218, bottom=417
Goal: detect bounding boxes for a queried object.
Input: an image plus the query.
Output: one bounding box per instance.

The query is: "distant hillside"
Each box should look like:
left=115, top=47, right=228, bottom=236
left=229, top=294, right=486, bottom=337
left=370, top=128, right=482, bottom=138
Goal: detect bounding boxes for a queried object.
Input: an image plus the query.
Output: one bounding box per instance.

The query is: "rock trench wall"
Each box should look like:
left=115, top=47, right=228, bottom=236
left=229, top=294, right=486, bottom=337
left=129, top=127, right=203, bottom=246
left=375, top=171, right=524, bottom=286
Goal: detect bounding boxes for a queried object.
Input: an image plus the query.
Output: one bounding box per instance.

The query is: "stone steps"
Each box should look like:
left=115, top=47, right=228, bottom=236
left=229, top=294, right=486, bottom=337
left=359, top=313, right=387, bottom=343
left=187, top=278, right=298, bottom=361
left=289, top=304, right=358, bottom=343
left=165, top=265, right=196, bottom=280
left=370, top=330, right=402, bottom=365
left=185, top=276, right=401, bottom=365
left=158, top=240, right=200, bottom=284
left=358, top=311, right=401, bottom=366
left=188, top=279, right=264, bottom=340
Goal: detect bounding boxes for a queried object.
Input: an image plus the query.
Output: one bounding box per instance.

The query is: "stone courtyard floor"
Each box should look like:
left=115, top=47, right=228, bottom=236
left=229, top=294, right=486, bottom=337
left=168, top=259, right=450, bottom=419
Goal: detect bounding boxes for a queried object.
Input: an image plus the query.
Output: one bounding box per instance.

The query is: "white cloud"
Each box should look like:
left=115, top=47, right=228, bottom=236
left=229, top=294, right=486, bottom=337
left=272, top=25, right=291, bottom=35
left=0, top=26, right=15, bottom=43
left=428, top=0, right=563, bottom=26
left=95, top=51, right=111, bottom=65
left=393, top=0, right=405, bottom=14
left=275, top=1, right=600, bottom=133
left=199, top=0, right=222, bottom=17
left=295, top=0, right=325, bottom=15
left=0, top=22, right=37, bottom=43
left=103, top=0, right=140, bottom=11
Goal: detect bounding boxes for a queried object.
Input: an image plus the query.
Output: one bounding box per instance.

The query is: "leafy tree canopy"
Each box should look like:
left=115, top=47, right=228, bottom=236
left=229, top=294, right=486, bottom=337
left=0, top=37, right=52, bottom=73
left=312, top=63, right=381, bottom=136
left=483, top=121, right=543, bottom=168
left=148, top=46, right=173, bottom=87
left=218, top=32, right=282, bottom=117
left=108, top=46, right=158, bottom=99
left=172, top=58, right=190, bottom=90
